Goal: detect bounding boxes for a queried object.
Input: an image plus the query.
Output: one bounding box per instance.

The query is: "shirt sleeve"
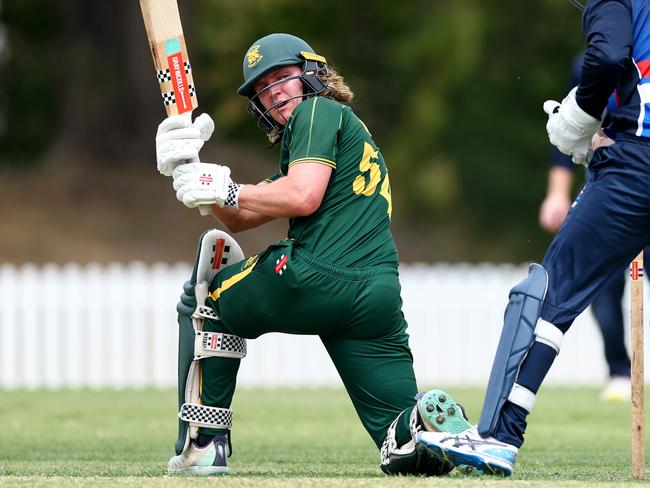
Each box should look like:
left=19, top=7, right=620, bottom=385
left=286, top=97, right=341, bottom=169
left=577, top=0, right=633, bottom=118
left=263, top=172, right=282, bottom=184
left=550, top=146, right=575, bottom=169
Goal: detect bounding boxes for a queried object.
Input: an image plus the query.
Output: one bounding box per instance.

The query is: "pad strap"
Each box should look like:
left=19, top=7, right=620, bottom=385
left=508, top=383, right=536, bottom=412
left=534, top=319, right=563, bottom=354
left=179, top=403, right=233, bottom=429
left=194, top=331, right=247, bottom=359
left=194, top=305, right=218, bottom=319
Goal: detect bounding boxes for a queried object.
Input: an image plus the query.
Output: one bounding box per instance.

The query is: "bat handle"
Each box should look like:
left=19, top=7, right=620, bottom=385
left=198, top=205, right=212, bottom=216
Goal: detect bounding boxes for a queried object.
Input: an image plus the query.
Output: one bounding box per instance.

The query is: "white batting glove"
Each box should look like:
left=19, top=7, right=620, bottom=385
left=172, top=162, right=243, bottom=209
left=544, top=87, right=601, bottom=166
left=156, top=113, right=215, bottom=176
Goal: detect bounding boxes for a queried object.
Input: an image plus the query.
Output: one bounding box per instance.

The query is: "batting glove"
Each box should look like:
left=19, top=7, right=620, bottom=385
left=544, top=87, right=601, bottom=166
left=173, top=162, right=242, bottom=209
left=156, top=113, right=215, bottom=176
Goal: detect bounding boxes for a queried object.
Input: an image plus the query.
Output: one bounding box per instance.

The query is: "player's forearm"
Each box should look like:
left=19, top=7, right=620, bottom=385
left=210, top=205, right=275, bottom=233
left=546, top=167, right=574, bottom=198
left=237, top=177, right=320, bottom=218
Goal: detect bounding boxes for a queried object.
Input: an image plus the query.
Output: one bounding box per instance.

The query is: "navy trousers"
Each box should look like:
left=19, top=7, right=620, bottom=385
left=495, top=135, right=650, bottom=447
left=542, top=136, right=650, bottom=329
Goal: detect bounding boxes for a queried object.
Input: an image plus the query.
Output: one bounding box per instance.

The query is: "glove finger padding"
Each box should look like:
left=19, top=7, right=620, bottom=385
left=157, top=113, right=192, bottom=136
left=544, top=87, right=600, bottom=165
left=543, top=100, right=560, bottom=115
left=158, top=139, right=205, bottom=174
left=192, top=113, right=215, bottom=142
left=157, top=127, right=203, bottom=142
left=172, top=162, right=234, bottom=208
left=156, top=113, right=215, bottom=177
left=172, top=162, right=202, bottom=177
left=172, top=171, right=196, bottom=191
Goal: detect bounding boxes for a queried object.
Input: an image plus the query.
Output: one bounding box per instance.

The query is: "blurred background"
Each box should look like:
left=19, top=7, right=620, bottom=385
left=0, top=0, right=586, bottom=265
left=2, top=0, right=645, bottom=409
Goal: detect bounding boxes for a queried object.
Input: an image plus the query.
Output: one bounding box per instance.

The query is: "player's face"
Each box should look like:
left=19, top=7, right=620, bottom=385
left=254, top=65, right=304, bottom=125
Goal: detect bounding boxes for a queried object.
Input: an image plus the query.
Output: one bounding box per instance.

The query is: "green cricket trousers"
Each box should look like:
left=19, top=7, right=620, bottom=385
left=197, top=239, right=418, bottom=447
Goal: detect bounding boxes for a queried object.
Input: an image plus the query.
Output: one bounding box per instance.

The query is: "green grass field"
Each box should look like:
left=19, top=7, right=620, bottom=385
left=0, top=386, right=648, bottom=486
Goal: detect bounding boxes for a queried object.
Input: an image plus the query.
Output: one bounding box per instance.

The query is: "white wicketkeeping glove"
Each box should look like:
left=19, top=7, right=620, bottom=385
left=172, top=162, right=243, bottom=209
left=544, top=87, right=601, bottom=166
left=155, top=113, right=215, bottom=176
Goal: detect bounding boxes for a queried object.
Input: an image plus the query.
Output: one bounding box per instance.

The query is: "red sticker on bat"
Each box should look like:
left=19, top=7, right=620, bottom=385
left=167, top=52, right=193, bottom=113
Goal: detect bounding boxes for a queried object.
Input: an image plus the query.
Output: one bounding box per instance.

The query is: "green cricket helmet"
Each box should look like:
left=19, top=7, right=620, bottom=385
left=238, top=33, right=328, bottom=139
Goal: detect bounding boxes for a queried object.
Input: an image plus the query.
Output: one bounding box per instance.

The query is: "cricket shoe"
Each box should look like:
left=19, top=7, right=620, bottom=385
left=417, top=426, right=518, bottom=477
left=416, top=389, right=472, bottom=434
left=168, top=434, right=229, bottom=476
left=600, top=376, right=631, bottom=403
left=381, top=389, right=473, bottom=476
left=415, top=389, right=476, bottom=475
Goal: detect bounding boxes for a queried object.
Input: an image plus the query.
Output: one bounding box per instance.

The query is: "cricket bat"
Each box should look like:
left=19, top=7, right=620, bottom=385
left=139, top=0, right=211, bottom=216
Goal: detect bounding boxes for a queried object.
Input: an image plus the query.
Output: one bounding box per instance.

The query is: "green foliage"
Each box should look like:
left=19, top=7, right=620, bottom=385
left=0, top=1, right=589, bottom=260
left=0, top=0, right=58, bottom=162
left=188, top=0, right=585, bottom=260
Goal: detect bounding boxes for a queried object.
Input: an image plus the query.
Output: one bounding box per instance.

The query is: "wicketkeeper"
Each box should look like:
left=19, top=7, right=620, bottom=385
left=154, top=33, right=471, bottom=476
left=419, top=0, right=650, bottom=477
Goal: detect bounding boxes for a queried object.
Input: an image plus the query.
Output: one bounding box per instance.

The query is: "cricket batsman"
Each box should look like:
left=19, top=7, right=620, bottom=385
left=418, top=0, right=650, bottom=476
left=154, top=33, right=472, bottom=476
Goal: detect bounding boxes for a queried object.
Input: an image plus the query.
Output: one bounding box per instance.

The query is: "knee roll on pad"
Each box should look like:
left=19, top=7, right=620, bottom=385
left=478, top=264, right=564, bottom=437
left=175, top=229, right=247, bottom=456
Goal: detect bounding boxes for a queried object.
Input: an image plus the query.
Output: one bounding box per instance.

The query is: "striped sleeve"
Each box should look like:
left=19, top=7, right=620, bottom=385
left=286, top=97, right=342, bottom=169
left=263, top=172, right=282, bottom=184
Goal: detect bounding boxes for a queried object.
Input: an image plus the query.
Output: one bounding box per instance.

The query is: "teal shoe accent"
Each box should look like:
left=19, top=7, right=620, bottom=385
left=417, top=389, right=472, bottom=434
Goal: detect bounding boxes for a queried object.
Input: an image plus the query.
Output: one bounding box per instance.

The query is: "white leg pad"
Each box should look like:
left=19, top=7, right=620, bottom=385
left=193, top=229, right=245, bottom=314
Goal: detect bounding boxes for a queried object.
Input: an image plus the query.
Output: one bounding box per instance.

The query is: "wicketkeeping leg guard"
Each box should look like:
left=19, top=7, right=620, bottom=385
left=175, top=229, right=247, bottom=456
left=478, top=264, right=563, bottom=437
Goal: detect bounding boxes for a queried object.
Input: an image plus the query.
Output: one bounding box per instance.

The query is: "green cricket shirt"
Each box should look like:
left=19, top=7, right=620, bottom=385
left=267, top=96, right=397, bottom=268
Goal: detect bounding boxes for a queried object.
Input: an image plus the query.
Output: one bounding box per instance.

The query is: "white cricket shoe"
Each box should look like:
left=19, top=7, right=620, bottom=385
left=600, top=376, right=631, bottom=403
left=168, top=435, right=229, bottom=476
left=417, top=426, right=518, bottom=477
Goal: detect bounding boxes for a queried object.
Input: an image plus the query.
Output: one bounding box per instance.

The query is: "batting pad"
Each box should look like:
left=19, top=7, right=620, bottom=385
left=192, top=229, right=245, bottom=311
left=175, top=229, right=247, bottom=456
left=194, top=331, right=247, bottom=359
left=478, top=263, right=549, bottom=437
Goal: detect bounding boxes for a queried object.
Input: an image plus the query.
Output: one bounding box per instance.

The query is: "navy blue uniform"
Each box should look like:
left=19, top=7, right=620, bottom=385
left=550, top=53, right=633, bottom=379
left=543, top=0, right=650, bottom=327
left=497, top=0, right=650, bottom=448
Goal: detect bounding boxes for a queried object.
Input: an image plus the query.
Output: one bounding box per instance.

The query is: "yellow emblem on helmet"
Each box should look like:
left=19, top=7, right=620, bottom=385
left=246, top=45, right=263, bottom=69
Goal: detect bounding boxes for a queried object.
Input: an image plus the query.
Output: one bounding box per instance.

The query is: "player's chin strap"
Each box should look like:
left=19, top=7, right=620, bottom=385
left=177, top=229, right=246, bottom=455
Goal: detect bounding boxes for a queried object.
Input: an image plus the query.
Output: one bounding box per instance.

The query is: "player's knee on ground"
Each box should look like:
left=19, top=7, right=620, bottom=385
left=380, top=389, right=471, bottom=476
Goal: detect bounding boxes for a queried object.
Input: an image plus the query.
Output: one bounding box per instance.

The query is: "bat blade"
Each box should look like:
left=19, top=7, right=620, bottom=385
left=140, top=0, right=198, bottom=116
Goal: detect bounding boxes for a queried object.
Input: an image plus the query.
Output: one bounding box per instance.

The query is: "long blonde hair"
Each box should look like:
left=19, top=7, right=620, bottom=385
left=266, top=66, right=354, bottom=144
left=320, top=66, right=354, bottom=104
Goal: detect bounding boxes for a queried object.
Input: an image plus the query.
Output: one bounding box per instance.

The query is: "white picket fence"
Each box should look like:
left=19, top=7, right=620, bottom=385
left=1, top=262, right=648, bottom=389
